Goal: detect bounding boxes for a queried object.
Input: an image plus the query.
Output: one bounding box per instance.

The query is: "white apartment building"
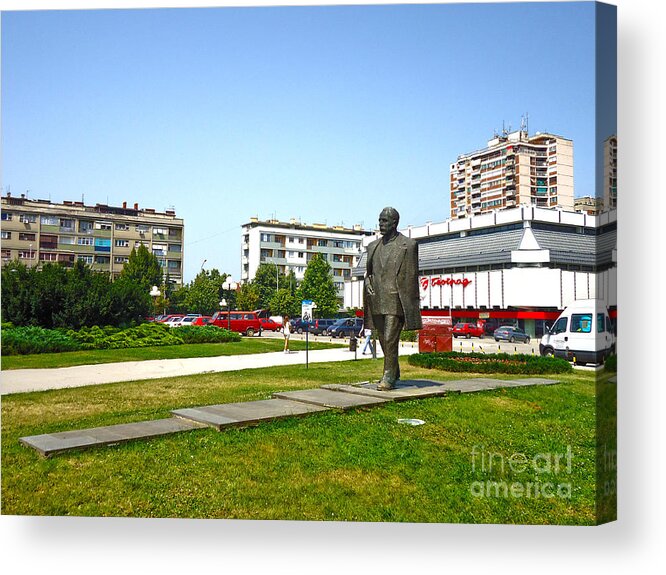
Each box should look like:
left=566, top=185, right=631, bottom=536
left=451, top=130, right=574, bottom=218
left=241, top=217, right=372, bottom=300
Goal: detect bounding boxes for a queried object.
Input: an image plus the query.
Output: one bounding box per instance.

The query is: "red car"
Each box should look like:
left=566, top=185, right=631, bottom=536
left=259, top=318, right=282, bottom=332
left=453, top=322, right=485, bottom=339
left=210, top=311, right=263, bottom=337
left=192, top=316, right=214, bottom=326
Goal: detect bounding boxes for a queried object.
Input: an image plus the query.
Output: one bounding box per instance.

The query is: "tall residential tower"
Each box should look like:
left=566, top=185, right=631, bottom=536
left=450, top=130, right=574, bottom=219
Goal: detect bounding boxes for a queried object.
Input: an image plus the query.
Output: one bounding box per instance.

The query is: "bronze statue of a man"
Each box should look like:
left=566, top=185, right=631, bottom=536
left=363, top=207, right=422, bottom=390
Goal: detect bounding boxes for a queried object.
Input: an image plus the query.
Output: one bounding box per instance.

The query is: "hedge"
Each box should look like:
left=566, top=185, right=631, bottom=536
left=1, top=323, right=239, bottom=355
left=604, top=354, right=617, bottom=372
left=408, top=351, right=573, bottom=375
left=1, top=326, right=82, bottom=355
left=171, top=325, right=241, bottom=344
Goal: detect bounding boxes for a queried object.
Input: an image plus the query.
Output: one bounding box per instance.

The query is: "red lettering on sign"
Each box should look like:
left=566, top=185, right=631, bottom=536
left=420, top=276, right=472, bottom=289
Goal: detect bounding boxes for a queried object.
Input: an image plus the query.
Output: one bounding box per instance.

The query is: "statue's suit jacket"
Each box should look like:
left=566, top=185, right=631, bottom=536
left=363, top=232, right=423, bottom=331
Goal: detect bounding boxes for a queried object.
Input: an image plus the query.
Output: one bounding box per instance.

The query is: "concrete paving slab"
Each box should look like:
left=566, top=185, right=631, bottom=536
left=273, top=388, right=392, bottom=410
left=20, top=418, right=205, bottom=457
left=172, top=398, right=329, bottom=430
left=323, top=379, right=451, bottom=401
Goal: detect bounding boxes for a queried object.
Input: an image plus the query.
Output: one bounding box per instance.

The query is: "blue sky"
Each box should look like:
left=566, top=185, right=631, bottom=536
left=2, top=1, right=607, bottom=282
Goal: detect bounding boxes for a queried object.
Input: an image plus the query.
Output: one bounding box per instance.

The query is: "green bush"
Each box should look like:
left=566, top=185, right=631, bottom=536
left=101, top=323, right=184, bottom=349
left=1, top=326, right=82, bottom=355
left=172, top=325, right=241, bottom=344
left=408, top=351, right=573, bottom=375
left=604, top=354, right=617, bottom=372
left=400, top=330, right=418, bottom=342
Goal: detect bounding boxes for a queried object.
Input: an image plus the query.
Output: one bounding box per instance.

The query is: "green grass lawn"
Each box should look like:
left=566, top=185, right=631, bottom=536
left=1, top=357, right=613, bottom=524
left=1, top=337, right=342, bottom=370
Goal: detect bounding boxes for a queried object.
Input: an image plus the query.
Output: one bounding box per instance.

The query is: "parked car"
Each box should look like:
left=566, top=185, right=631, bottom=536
left=192, top=316, right=214, bottom=326
left=172, top=314, right=202, bottom=327
left=290, top=318, right=314, bottom=334
left=328, top=318, right=364, bottom=338
left=259, top=318, right=282, bottom=332
left=310, top=319, right=336, bottom=335
left=211, top=310, right=263, bottom=336
left=158, top=314, right=182, bottom=323
left=452, top=322, right=485, bottom=339
left=493, top=325, right=530, bottom=343
left=539, top=299, right=615, bottom=365
left=163, top=316, right=185, bottom=328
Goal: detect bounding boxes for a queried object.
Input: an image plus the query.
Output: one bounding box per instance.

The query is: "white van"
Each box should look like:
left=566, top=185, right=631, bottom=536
left=539, top=299, right=615, bottom=365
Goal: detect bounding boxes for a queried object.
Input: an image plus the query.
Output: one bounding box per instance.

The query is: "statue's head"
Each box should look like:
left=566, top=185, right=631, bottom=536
left=378, top=207, right=400, bottom=236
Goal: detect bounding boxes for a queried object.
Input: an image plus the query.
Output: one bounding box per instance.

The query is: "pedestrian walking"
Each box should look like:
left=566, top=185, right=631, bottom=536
left=360, top=324, right=373, bottom=355
left=283, top=315, right=291, bottom=353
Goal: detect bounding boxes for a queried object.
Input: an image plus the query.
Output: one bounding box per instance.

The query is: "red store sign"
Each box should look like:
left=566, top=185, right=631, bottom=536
left=420, top=276, right=472, bottom=289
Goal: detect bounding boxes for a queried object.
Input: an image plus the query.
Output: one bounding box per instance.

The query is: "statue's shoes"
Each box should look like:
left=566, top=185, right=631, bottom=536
left=377, top=378, right=398, bottom=391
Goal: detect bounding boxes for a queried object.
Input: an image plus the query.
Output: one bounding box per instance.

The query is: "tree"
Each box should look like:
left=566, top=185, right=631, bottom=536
left=269, top=288, right=299, bottom=318
left=185, top=269, right=227, bottom=315
left=253, top=263, right=287, bottom=309
left=236, top=282, right=260, bottom=311
left=119, top=244, right=163, bottom=293
left=296, top=254, right=339, bottom=318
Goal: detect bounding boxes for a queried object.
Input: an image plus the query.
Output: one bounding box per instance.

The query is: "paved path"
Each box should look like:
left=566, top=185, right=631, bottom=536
left=20, top=377, right=560, bottom=456
left=1, top=344, right=419, bottom=395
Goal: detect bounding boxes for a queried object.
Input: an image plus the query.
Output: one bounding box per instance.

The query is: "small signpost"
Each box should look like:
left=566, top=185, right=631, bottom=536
left=301, top=300, right=316, bottom=368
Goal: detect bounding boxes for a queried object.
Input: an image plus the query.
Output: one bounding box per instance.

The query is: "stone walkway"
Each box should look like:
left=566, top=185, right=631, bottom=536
left=19, top=377, right=560, bottom=457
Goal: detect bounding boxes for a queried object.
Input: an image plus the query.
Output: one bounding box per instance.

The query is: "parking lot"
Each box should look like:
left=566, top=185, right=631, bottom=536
left=260, top=329, right=540, bottom=355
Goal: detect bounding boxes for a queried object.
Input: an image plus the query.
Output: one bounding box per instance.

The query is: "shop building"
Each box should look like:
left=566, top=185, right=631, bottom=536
left=344, top=205, right=617, bottom=338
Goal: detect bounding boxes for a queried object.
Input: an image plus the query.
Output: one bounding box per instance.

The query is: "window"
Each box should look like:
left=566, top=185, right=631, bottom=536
left=77, top=237, right=93, bottom=246
left=59, top=218, right=74, bottom=230
left=136, top=224, right=150, bottom=233
left=79, top=220, right=94, bottom=233
left=78, top=255, right=94, bottom=264
left=298, top=252, right=304, bottom=258
left=39, top=234, right=58, bottom=249
left=115, top=239, right=130, bottom=248
left=94, top=238, right=111, bottom=252
left=40, top=215, right=58, bottom=225
left=115, top=223, right=129, bottom=231
left=95, top=255, right=110, bottom=264
left=597, top=313, right=606, bottom=333
left=260, top=233, right=273, bottom=242
left=39, top=252, right=58, bottom=261
left=167, top=260, right=180, bottom=270
left=153, top=227, right=168, bottom=235
left=571, top=314, right=592, bottom=333
left=1, top=212, right=12, bottom=221
left=20, top=214, right=37, bottom=223
left=59, top=236, right=76, bottom=245
left=152, top=244, right=167, bottom=256
left=18, top=250, right=35, bottom=259
left=19, top=232, right=36, bottom=241
left=1, top=231, right=11, bottom=240
left=114, top=256, right=129, bottom=264
left=95, top=221, right=112, bottom=230
left=318, top=239, right=328, bottom=247
left=2, top=248, right=12, bottom=258
left=550, top=317, right=568, bottom=334
left=168, top=244, right=182, bottom=252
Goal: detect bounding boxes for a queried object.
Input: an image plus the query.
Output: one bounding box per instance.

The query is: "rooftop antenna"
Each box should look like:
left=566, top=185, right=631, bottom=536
left=521, top=112, right=529, bottom=134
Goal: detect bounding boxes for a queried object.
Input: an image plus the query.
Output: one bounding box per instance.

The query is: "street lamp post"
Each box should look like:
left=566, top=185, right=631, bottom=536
left=149, top=285, right=161, bottom=318
left=221, top=277, right=238, bottom=331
